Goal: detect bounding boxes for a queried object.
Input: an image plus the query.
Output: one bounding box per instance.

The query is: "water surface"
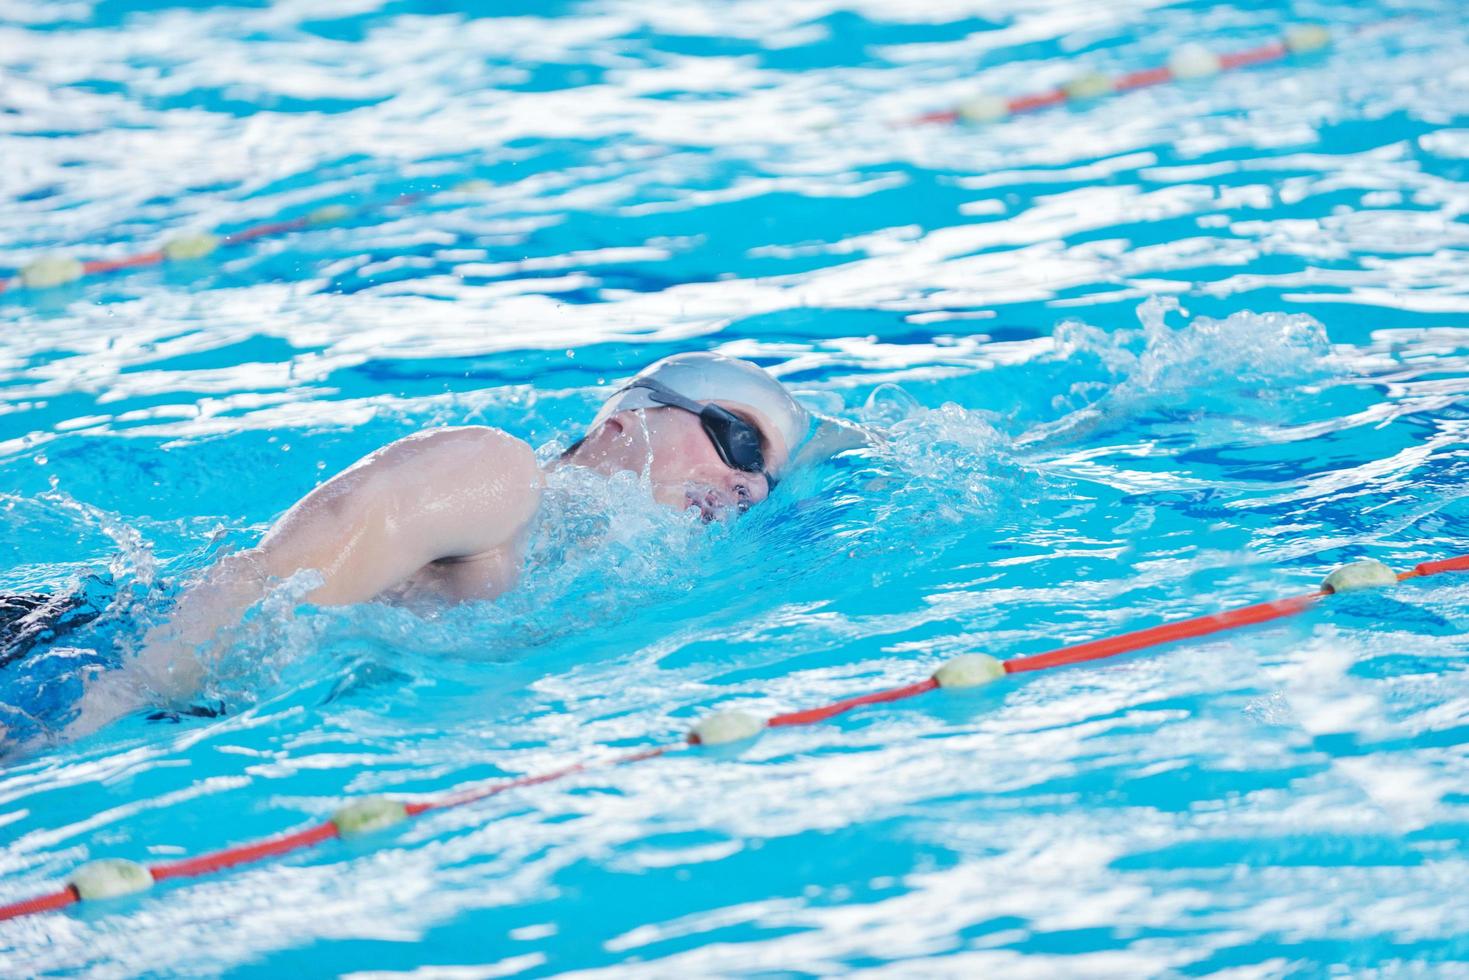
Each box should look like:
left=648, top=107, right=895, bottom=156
left=2, top=0, right=1469, bottom=974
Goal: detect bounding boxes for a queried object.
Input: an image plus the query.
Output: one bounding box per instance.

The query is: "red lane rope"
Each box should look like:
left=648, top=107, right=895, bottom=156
left=2, top=551, right=1467, bottom=924
left=914, top=33, right=1318, bottom=127
left=2, top=192, right=427, bottom=294
left=2, top=21, right=1407, bottom=296
left=83, top=251, right=164, bottom=275
left=421, top=760, right=592, bottom=813
left=0, top=886, right=78, bottom=921
left=1112, top=65, right=1175, bottom=92
left=221, top=217, right=310, bottom=246
left=0, top=27, right=1348, bottom=294
left=1409, top=555, right=1469, bottom=577
left=1003, top=591, right=1323, bottom=675
left=149, top=822, right=340, bottom=882
left=421, top=745, right=674, bottom=813
left=913, top=109, right=959, bottom=125
left=1218, top=41, right=1288, bottom=70
left=1007, top=89, right=1069, bottom=114
left=767, top=678, right=939, bottom=728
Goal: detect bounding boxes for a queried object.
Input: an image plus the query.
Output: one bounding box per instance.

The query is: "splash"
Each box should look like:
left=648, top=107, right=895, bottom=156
left=0, top=488, right=192, bottom=753
left=505, top=461, right=714, bottom=624
left=189, top=461, right=718, bottom=710
left=200, top=567, right=326, bottom=708
left=1025, top=296, right=1336, bottom=447
left=1126, top=296, right=1332, bottom=396
left=866, top=390, right=1014, bottom=520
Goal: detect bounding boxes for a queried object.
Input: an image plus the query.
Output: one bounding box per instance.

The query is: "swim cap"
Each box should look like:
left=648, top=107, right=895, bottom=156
left=591, top=352, right=810, bottom=470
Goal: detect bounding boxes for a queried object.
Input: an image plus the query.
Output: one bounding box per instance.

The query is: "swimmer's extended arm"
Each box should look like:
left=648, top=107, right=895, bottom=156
left=67, top=427, right=543, bottom=736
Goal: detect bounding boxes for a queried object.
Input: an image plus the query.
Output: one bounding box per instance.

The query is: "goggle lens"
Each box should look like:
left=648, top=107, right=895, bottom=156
left=700, top=407, right=767, bottom=478
left=629, top=377, right=778, bottom=488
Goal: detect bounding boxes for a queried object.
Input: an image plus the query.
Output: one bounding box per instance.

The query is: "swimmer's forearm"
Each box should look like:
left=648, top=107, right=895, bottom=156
left=132, top=550, right=272, bottom=701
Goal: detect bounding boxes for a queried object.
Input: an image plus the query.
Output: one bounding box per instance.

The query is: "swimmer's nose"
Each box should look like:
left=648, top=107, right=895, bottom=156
left=685, top=485, right=748, bottom=522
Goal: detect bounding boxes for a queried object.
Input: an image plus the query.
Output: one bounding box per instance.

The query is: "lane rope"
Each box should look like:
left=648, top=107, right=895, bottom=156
left=0, top=187, right=470, bottom=296
left=1, top=553, right=1465, bottom=923
left=1, top=22, right=1368, bottom=297
left=911, top=24, right=1334, bottom=126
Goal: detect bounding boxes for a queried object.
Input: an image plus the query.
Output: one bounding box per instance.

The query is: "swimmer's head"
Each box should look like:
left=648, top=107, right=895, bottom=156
left=567, top=352, right=810, bottom=520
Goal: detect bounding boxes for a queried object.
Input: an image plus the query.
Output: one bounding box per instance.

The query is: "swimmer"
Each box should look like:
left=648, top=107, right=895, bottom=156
left=27, top=352, right=814, bottom=747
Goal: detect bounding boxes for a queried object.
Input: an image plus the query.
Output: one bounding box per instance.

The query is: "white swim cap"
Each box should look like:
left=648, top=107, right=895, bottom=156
left=591, top=352, right=810, bottom=470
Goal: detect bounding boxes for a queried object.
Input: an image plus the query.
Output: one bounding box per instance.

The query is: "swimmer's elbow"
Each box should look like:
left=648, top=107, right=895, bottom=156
left=401, top=426, right=544, bottom=556
left=258, top=425, right=544, bottom=577
left=466, top=429, right=544, bottom=546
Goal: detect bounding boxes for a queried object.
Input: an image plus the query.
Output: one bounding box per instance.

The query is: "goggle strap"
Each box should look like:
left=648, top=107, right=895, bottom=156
left=624, top=377, right=775, bottom=485
left=627, top=378, right=702, bottom=415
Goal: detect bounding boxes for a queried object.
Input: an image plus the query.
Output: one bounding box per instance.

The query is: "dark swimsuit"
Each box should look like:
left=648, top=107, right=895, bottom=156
left=1, top=588, right=223, bottom=745
left=0, top=591, right=103, bottom=669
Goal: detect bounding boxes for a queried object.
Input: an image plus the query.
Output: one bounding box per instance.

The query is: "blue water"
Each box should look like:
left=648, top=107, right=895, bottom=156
left=3, top=0, right=1469, bottom=974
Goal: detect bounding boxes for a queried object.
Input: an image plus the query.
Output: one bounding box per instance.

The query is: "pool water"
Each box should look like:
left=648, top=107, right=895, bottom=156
left=3, top=0, right=1469, bottom=974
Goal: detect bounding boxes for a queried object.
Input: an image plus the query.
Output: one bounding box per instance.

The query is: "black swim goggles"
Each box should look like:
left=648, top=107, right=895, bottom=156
left=627, top=377, right=777, bottom=488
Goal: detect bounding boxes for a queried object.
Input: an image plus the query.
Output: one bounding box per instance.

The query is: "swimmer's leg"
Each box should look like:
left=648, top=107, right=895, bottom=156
left=62, top=669, right=149, bottom=743
left=2, top=582, right=237, bottom=752
left=0, top=590, right=113, bottom=757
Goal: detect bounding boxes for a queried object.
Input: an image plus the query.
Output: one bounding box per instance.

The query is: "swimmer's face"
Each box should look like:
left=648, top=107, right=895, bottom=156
left=609, top=406, right=786, bottom=521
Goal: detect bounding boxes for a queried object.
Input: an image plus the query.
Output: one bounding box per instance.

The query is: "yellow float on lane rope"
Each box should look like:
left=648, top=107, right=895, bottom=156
left=308, top=204, right=354, bottom=226
left=933, top=653, right=1006, bottom=689
left=691, top=709, right=765, bottom=746
left=70, top=858, right=154, bottom=901
left=1169, top=43, right=1222, bottom=79
left=20, top=255, right=84, bottom=289
left=163, top=232, right=220, bottom=260
left=1322, top=559, right=1398, bottom=594
left=331, top=796, right=409, bottom=837
left=957, top=93, right=1010, bottom=123
left=1063, top=71, right=1114, bottom=100
left=1284, top=24, right=1332, bottom=54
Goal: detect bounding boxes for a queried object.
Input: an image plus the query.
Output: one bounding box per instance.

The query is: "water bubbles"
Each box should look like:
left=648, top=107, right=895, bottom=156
left=880, top=400, right=1012, bottom=519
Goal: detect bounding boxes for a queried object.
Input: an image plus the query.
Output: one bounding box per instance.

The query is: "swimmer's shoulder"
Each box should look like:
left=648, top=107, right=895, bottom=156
left=414, top=427, right=545, bottom=563
left=350, top=426, right=545, bottom=542
left=257, top=426, right=544, bottom=598
left=464, top=426, right=543, bottom=498
left=368, top=425, right=539, bottom=480
left=397, top=425, right=537, bottom=463
left=399, top=424, right=543, bottom=497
